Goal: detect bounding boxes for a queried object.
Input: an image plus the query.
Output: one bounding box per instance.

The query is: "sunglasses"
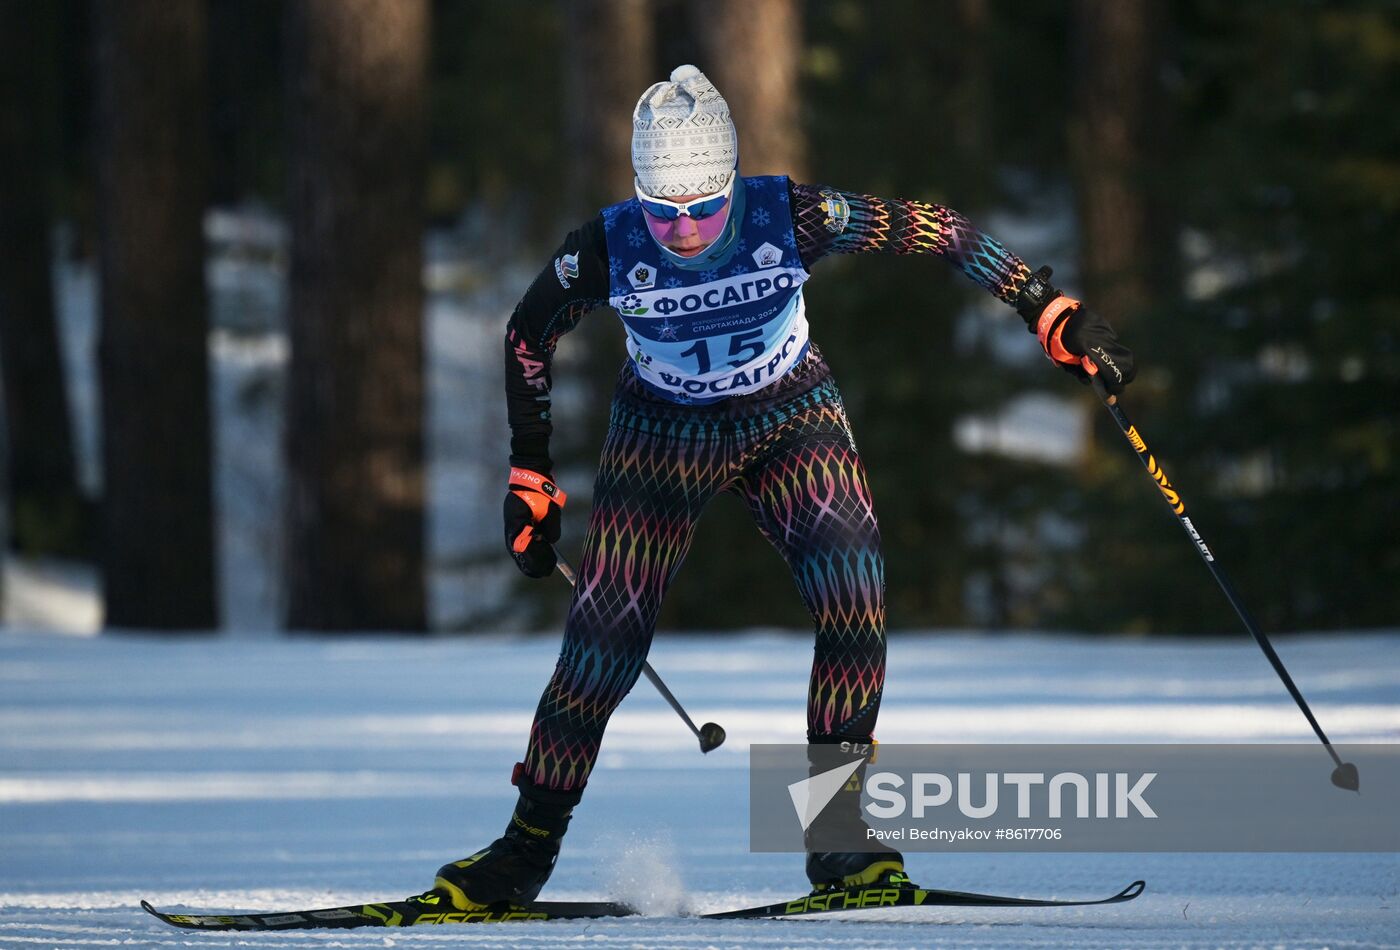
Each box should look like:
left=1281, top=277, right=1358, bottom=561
left=634, top=171, right=736, bottom=222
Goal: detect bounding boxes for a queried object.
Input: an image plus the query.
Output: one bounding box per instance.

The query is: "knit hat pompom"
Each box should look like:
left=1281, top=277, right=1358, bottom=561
left=631, top=64, right=738, bottom=198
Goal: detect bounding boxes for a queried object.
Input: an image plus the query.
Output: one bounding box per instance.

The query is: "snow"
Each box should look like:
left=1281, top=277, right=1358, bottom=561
left=0, top=558, right=100, bottom=635
left=2, top=628, right=1397, bottom=948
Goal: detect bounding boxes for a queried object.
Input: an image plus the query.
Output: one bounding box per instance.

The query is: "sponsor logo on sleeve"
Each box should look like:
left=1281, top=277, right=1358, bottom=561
left=553, top=252, right=579, bottom=289
left=819, top=189, right=850, bottom=234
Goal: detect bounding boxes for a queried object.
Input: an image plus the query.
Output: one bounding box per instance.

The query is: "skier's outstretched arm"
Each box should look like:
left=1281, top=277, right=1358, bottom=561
left=502, top=217, right=610, bottom=577
left=787, top=182, right=1136, bottom=393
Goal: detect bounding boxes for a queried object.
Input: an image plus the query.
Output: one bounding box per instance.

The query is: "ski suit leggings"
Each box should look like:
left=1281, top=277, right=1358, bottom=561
left=522, top=347, right=887, bottom=793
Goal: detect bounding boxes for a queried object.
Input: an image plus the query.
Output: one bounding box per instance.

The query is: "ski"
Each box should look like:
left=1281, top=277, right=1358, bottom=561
left=144, top=879, right=1146, bottom=930
left=140, top=894, right=638, bottom=930
left=699, top=879, right=1146, bottom=920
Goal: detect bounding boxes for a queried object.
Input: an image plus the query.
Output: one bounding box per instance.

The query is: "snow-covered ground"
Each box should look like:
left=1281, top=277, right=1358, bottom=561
left=2, top=627, right=1397, bottom=948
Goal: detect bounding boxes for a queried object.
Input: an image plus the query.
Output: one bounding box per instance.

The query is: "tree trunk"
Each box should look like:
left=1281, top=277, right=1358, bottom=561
left=0, top=0, right=85, bottom=558
left=94, top=0, right=217, bottom=630
left=559, top=0, right=655, bottom=605
left=1065, top=0, right=1182, bottom=631
left=949, top=0, right=993, bottom=203
left=564, top=0, right=653, bottom=213
left=695, top=0, right=806, bottom=180
left=282, top=0, right=427, bottom=632
left=1070, top=0, right=1165, bottom=323
left=1069, top=0, right=1173, bottom=474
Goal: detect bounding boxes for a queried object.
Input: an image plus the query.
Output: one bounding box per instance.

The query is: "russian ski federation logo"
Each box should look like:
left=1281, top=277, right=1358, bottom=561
left=628, top=262, right=655, bottom=290
left=787, top=758, right=864, bottom=831
left=553, top=252, right=579, bottom=289
left=752, top=241, right=783, bottom=269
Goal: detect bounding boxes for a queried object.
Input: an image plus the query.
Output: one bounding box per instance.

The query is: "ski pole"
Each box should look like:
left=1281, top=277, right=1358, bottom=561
left=1089, top=377, right=1359, bottom=792
left=550, top=545, right=726, bottom=754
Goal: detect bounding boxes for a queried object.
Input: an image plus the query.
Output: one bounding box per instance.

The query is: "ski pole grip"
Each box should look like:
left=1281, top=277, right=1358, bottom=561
left=507, top=468, right=566, bottom=554
left=1090, top=374, right=1116, bottom=406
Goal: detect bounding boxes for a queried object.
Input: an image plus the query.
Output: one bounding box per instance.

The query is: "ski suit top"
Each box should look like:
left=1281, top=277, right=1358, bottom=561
left=505, top=177, right=1034, bottom=471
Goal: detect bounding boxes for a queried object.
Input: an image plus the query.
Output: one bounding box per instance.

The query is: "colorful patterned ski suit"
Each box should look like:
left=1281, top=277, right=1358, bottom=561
left=504, top=178, right=1032, bottom=792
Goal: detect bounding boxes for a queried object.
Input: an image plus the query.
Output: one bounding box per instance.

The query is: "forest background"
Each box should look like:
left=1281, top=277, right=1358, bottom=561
left=1, top=0, right=1395, bottom=637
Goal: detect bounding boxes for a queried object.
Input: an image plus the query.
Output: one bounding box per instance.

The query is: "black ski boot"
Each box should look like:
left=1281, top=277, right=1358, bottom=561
left=434, top=772, right=582, bottom=910
left=804, top=739, right=909, bottom=892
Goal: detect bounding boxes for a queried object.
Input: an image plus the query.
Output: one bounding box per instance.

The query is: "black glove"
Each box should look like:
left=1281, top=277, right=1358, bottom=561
left=1015, top=266, right=1136, bottom=395
left=1060, top=305, right=1135, bottom=394
left=504, top=467, right=565, bottom=578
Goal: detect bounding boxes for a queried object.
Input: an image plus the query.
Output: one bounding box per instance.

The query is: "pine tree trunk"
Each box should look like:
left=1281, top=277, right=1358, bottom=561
left=561, top=0, right=655, bottom=572
left=696, top=0, right=806, bottom=180
left=94, top=0, right=217, bottom=630
left=0, top=0, right=84, bottom=557
left=282, top=0, right=427, bottom=632
left=564, top=0, right=653, bottom=213
left=950, top=0, right=993, bottom=203
left=1069, top=0, right=1173, bottom=472
left=1070, top=0, right=1165, bottom=323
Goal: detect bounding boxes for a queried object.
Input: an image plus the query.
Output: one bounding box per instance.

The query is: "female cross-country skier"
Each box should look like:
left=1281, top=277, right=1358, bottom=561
left=433, top=65, right=1135, bottom=909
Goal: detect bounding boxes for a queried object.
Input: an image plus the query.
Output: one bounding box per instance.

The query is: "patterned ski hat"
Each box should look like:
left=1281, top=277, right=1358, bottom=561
left=631, top=64, right=738, bottom=198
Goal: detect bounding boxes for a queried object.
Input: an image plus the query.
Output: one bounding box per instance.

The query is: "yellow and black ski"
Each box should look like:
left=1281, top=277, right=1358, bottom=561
left=140, top=892, right=637, bottom=930
left=699, top=879, right=1146, bottom=920
left=144, top=879, right=1145, bottom=929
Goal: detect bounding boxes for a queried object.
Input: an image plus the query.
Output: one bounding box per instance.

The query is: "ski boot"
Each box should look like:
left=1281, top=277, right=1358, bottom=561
left=804, top=739, right=910, bottom=893
left=433, top=770, right=583, bottom=910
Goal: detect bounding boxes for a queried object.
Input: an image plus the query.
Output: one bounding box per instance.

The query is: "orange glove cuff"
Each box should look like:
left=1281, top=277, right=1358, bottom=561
left=1034, top=295, right=1097, bottom=376
left=508, top=467, right=566, bottom=523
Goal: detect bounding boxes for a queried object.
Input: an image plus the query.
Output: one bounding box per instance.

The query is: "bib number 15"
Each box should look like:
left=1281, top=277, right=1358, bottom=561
left=678, top=329, right=765, bottom=374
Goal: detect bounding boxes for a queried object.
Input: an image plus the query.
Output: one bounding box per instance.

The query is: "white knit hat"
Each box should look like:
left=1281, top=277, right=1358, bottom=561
left=631, top=64, right=739, bottom=198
